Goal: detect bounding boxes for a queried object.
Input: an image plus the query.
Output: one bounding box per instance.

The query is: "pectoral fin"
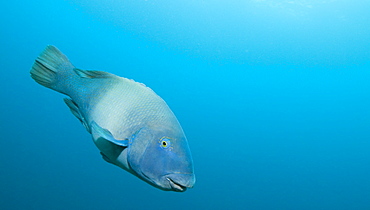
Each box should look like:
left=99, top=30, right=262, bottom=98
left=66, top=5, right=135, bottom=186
left=91, top=121, right=129, bottom=147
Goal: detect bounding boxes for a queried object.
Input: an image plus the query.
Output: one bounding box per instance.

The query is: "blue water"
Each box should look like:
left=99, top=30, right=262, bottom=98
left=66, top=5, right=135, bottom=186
left=1, top=0, right=370, bottom=209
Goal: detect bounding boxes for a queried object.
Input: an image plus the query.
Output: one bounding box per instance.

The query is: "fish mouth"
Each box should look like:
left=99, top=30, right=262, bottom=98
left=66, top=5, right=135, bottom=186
left=166, top=177, right=187, bottom=192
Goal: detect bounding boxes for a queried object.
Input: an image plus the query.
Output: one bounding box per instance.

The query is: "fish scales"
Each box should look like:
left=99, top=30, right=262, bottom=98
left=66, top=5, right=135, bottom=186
left=30, top=45, right=195, bottom=192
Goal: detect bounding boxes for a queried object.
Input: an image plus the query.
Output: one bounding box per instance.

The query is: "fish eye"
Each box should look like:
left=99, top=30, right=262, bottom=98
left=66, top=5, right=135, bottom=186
left=159, top=137, right=171, bottom=149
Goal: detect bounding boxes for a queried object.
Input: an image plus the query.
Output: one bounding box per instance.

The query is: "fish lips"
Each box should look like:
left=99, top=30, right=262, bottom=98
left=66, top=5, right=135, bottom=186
left=165, top=173, right=196, bottom=192
left=139, top=170, right=195, bottom=192
left=166, top=177, right=187, bottom=192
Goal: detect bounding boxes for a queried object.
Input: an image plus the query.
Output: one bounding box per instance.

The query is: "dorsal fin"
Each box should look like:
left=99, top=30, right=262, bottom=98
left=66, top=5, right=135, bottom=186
left=74, top=68, right=115, bottom=79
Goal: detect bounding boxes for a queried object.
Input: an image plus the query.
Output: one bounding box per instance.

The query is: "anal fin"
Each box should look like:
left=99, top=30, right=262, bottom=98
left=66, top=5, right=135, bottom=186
left=64, top=98, right=90, bottom=132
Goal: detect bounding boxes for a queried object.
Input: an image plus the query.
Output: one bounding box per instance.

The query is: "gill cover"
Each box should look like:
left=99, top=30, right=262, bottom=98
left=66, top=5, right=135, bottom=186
left=127, top=126, right=194, bottom=190
left=127, top=127, right=153, bottom=178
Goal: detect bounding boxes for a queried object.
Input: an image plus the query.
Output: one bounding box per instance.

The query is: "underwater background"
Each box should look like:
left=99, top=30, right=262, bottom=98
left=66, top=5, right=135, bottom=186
left=1, top=0, right=370, bottom=209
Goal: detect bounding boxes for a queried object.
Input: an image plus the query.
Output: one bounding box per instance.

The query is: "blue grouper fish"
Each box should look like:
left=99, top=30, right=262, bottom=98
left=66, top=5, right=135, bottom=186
left=30, top=46, right=195, bottom=192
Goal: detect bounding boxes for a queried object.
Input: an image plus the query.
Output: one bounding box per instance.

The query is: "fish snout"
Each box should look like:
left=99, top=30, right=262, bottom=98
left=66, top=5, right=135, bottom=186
left=165, top=173, right=195, bottom=192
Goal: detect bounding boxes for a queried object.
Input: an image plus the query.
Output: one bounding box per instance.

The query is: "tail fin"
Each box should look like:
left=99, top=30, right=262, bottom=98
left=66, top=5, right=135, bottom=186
left=30, top=45, right=75, bottom=94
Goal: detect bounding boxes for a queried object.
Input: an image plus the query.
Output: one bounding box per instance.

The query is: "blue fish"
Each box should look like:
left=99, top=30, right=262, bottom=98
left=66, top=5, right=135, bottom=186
left=30, top=46, right=195, bottom=192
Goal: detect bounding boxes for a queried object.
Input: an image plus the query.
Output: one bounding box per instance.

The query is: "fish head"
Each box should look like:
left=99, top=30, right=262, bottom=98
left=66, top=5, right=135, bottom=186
left=127, top=126, right=195, bottom=192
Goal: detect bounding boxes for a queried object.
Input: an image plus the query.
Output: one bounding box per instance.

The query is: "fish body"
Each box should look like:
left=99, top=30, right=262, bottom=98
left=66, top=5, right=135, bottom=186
left=30, top=46, right=195, bottom=192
